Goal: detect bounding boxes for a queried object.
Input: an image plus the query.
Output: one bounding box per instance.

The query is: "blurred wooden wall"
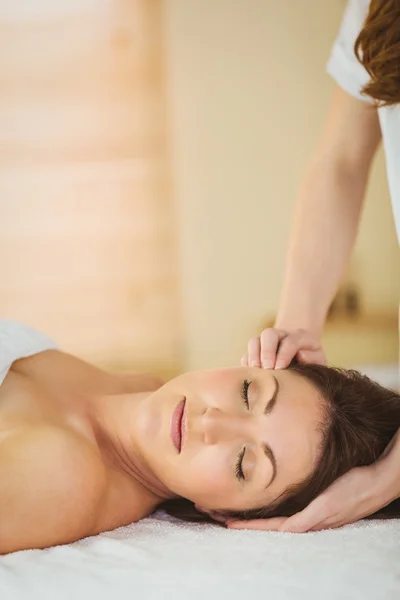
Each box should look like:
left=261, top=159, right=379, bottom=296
left=0, top=1, right=182, bottom=376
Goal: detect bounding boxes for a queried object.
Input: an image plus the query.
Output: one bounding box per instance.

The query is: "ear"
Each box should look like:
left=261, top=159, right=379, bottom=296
left=194, top=504, right=229, bottom=524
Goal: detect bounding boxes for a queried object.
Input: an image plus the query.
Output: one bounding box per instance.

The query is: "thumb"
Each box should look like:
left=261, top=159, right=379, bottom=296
left=297, top=349, right=327, bottom=366
left=279, top=503, right=323, bottom=533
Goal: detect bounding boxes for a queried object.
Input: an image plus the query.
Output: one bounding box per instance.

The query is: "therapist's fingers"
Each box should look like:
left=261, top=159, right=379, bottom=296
left=259, top=329, right=288, bottom=369
left=297, top=349, right=327, bottom=365
left=226, top=517, right=288, bottom=531
left=275, top=331, right=326, bottom=369
left=278, top=495, right=332, bottom=533
left=243, top=328, right=326, bottom=370
left=247, top=336, right=262, bottom=367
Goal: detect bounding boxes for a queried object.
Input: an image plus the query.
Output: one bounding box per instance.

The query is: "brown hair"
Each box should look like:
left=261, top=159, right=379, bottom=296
left=354, top=0, right=400, bottom=106
left=163, top=364, right=400, bottom=523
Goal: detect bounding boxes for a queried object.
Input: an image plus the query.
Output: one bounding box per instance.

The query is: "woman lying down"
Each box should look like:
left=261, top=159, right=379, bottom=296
left=0, top=320, right=399, bottom=554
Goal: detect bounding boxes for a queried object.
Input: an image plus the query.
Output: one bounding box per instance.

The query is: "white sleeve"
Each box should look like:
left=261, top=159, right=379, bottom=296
left=326, top=0, right=372, bottom=103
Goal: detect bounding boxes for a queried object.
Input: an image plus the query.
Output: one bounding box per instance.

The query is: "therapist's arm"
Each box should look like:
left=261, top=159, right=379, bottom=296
left=276, top=86, right=381, bottom=337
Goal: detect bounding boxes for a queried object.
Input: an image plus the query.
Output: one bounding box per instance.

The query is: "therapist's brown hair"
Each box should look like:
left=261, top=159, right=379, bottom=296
left=355, top=0, right=400, bottom=106
left=164, top=364, right=400, bottom=523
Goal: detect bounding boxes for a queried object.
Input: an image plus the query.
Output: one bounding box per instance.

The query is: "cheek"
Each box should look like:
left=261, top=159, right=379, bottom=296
left=183, top=449, right=233, bottom=501
left=196, top=373, right=238, bottom=410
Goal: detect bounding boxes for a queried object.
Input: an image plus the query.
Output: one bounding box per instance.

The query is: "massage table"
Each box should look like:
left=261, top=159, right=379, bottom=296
left=1, top=511, right=399, bottom=600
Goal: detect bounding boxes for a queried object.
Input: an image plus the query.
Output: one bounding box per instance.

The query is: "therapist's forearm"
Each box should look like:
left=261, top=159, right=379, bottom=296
left=275, top=156, right=368, bottom=337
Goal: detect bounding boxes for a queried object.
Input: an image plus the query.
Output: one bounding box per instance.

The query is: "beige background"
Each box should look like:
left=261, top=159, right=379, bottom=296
left=0, top=1, right=398, bottom=375
left=164, top=0, right=399, bottom=371
left=0, top=1, right=182, bottom=377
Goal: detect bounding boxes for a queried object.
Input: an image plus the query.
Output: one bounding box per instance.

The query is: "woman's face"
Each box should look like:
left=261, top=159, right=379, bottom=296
left=133, top=368, right=325, bottom=513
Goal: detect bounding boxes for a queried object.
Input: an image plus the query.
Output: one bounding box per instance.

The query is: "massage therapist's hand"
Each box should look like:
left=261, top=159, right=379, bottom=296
left=227, top=430, right=400, bottom=533
left=241, top=328, right=327, bottom=370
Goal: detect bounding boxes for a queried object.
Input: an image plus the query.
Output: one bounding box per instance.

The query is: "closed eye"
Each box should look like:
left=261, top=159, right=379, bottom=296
left=235, top=380, right=251, bottom=482
left=235, top=447, right=245, bottom=481
left=241, top=379, right=251, bottom=409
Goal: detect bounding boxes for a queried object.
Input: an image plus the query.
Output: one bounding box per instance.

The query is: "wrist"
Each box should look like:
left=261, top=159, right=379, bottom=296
left=274, top=312, right=325, bottom=338
left=275, top=295, right=329, bottom=337
left=375, top=430, right=400, bottom=503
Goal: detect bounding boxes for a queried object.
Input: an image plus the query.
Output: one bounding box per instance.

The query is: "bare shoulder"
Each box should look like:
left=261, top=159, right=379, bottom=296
left=0, top=424, right=107, bottom=554
left=14, top=349, right=165, bottom=395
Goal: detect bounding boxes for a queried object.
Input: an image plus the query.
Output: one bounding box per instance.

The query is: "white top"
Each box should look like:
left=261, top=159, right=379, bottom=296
left=327, top=0, right=400, bottom=243
left=0, top=319, right=57, bottom=386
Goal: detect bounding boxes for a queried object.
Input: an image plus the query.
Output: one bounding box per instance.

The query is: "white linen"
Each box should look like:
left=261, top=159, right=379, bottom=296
left=0, top=319, right=57, bottom=385
left=1, top=512, right=399, bottom=600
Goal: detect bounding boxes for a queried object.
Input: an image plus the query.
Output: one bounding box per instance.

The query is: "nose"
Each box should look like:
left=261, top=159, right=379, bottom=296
left=202, top=406, right=253, bottom=445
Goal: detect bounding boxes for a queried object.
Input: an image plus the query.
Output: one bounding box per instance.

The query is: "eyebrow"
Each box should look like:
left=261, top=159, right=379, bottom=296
left=262, top=375, right=279, bottom=487
left=264, top=375, right=279, bottom=415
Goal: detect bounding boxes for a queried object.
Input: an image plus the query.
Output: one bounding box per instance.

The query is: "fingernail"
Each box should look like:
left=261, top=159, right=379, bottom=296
left=275, top=361, right=285, bottom=369
left=250, top=361, right=260, bottom=368
left=262, top=361, right=272, bottom=369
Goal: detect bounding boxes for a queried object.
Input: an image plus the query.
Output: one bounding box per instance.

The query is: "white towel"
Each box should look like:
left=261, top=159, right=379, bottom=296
left=1, top=511, right=399, bottom=600
left=0, top=319, right=57, bottom=385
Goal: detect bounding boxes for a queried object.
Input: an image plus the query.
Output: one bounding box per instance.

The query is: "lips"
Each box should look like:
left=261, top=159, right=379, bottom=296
left=171, top=398, right=186, bottom=452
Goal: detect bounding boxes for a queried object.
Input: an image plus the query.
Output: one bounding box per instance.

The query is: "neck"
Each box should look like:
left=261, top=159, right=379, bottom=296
left=89, top=391, right=174, bottom=503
